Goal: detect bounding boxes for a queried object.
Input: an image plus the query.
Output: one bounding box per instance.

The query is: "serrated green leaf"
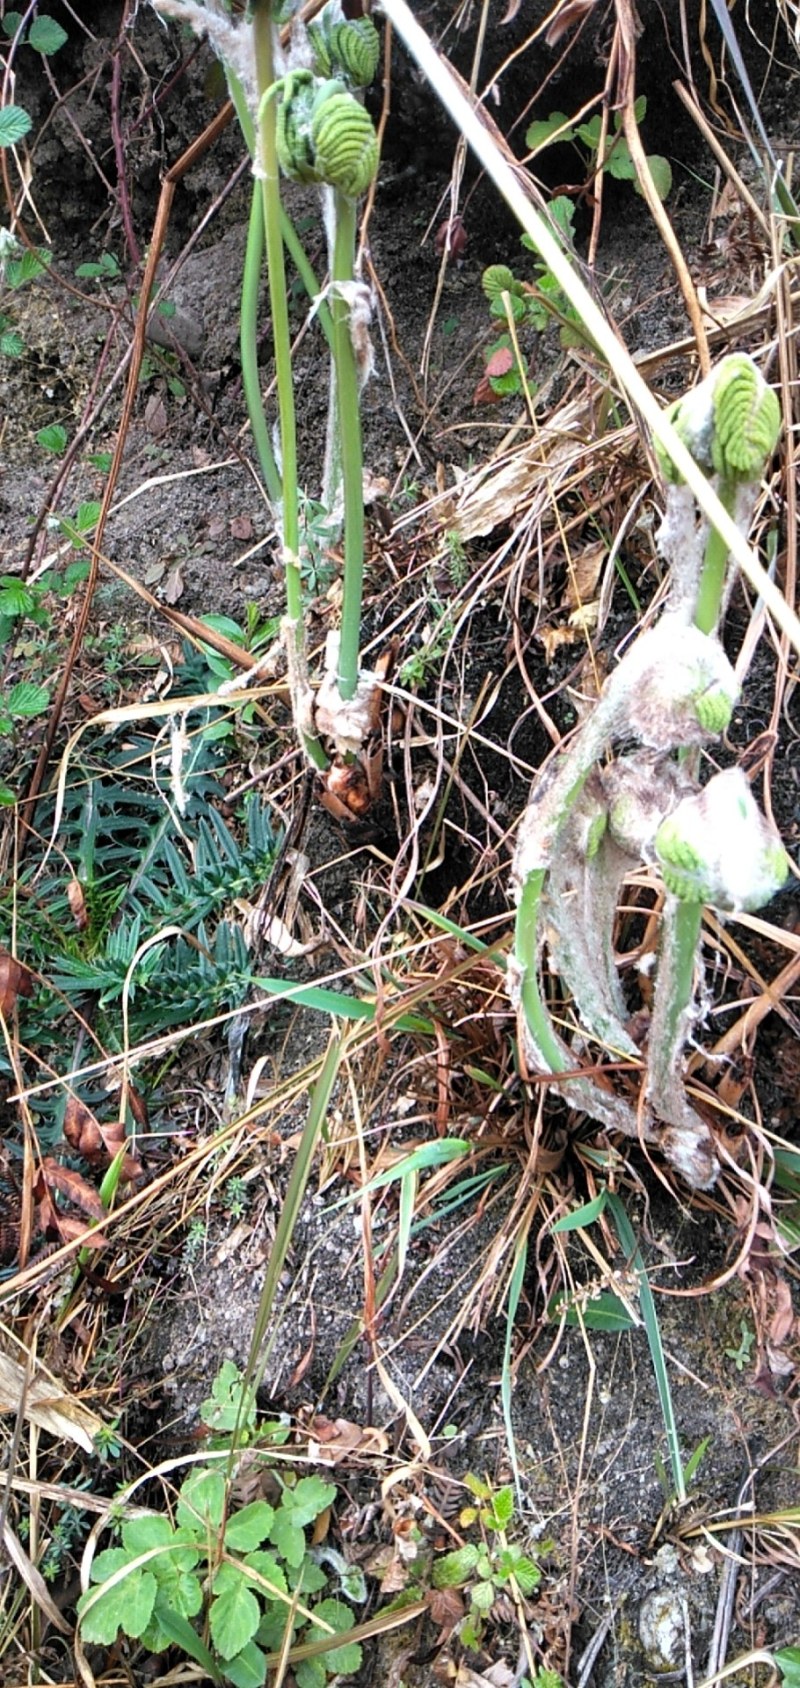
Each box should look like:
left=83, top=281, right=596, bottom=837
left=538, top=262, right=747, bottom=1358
left=1, top=14, right=23, bottom=38
left=28, top=15, right=68, bottom=53
left=7, top=681, right=49, bottom=717
left=0, top=328, right=24, bottom=356
left=209, top=1578, right=261, bottom=1661
left=525, top=112, right=574, bottom=151
left=176, top=1466, right=227, bottom=1534
left=0, top=580, right=35, bottom=616
left=222, top=1639, right=268, bottom=1688
left=0, top=106, right=32, bottom=147
left=512, top=1556, right=541, bottom=1595
left=76, top=500, right=101, bottom=532
left=78, top=1559, right=157, bottom=1645
left=296, top=1657, right=326, bottom=1688
left=6, top=246, right=50, bottom=287
left=242, top=1550, right=288, bottom=1600
left=304, top=1598, right=362, bottom=1675
left=225, top=1501, right=275, bottom=1551
left=121, top=1514, right=176, bottom=1554
left=268, top=1509, right=305, bottom=1568
left=280, top=1476, right=337, bottom=1528
left=200, top=1360, right=257, bottom=1434
left=36, top=424, right=68, bottom=453
left=489, top=1485, right=514, bottom=1529
left=296, top=1556, right=328, bottom=1594
left=432, top=1544, right=480, bottom=1588
left=470, top=1579, right=496, bottom=1613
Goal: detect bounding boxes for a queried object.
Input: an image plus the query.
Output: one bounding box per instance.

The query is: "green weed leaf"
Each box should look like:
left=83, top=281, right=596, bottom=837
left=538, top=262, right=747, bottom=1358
left=511, top=1555, right=541, bottom=1595
left=552, top=1290, right=636, bottom=1331
left=176, top=1466, right=227, bottom=1535
left=152, top=1596, right=222, bottom=1677
left=0, top=578, right=35, bottom=616
left=7, top=681, right=49, bottom=718
left=639, top=155, right=672, bottom=201
left=28, top=15, right=68, bottom=53
left=200, top=1360, right=257, bottom=1435
left=36, top=424, right=68, bottom=454
left=526, top=112, right=575, bottom=150
left=78, top=1550, right=157, bottom=1644
left=1, top=13, right=23, bottom=37
left=471, top=1579, right=496, bottom=1613
left=242, top=1549, right=288, bottom=1600
left=552, top=1191, right=607, bottom=1232
left=224, top=1501, right=275, bottom=1552
left=210, top=1573, right=261, bottom=1660
left=605, top=142, right=635, bottom=181
left=6, top=246, right=51, bottom=287
left=432, top=1544, right=480, bottom=1587
left=777, top=1647, right=800, bottom=1687
left=0, top=106, right=32, bottom=147
left=121, top=1514, right=178, bottom=1554
left=222, top=1639, right=269, bottom=1688
left=0, top=328, right=24, bottom=356
left=487, top=1485, right=514, bottom=1529
left=303, top=1597, right=362, bottom=1676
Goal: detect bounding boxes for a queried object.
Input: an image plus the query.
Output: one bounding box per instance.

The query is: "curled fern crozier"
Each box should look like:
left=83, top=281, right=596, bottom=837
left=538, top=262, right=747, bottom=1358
left=711, top=353, right=781, bottom=482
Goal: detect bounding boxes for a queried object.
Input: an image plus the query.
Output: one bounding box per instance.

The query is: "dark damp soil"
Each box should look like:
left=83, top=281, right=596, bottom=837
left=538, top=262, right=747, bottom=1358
left=2, top=4, right=799, bottom=1686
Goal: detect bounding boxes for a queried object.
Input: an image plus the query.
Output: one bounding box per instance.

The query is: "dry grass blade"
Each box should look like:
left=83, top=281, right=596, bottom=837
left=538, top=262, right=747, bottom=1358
left=0, top=1343, right=103, bottom=1453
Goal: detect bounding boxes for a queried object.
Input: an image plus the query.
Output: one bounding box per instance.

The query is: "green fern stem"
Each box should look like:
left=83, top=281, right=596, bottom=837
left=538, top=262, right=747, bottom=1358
left=694, top=479, right=736, bottom=635
left=240, top=185, right=281, bottom=505
left=332, top=190, right=365, bottom=703
left=648, top=896, right=701, bottom=1099
left=515, top=868, right=569, bottom=1074
left=253, top=5, right=328, bottom=770
left=253, top=6, right=298, bottom=591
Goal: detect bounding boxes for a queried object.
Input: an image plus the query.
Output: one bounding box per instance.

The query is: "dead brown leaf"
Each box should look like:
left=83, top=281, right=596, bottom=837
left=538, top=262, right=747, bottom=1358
left=62, top=1097, right=143, bottom=1180
left=67, top=878, right=88, bottom=931
left=144, top=392, right=168, bottom=438
left=564, top=540, right=605, bottom=609
left=230, top=514, right=254, bottom=541
left=38, top=1157, right=104, bottom=1221
left=163, top=562, right=185, bottom=605
left=545, top=0, right=602, bottom=45
left=0, top=949, right=33, bottom=1014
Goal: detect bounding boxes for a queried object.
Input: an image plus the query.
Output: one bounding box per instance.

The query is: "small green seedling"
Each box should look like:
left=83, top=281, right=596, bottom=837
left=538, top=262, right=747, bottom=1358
left=724, top=1319, right=756, bottom=1372
left=1, top=11, right=67, bottom=54
left=433, top=1474, right=548, bottom=1653
left=479, top=198, right=593, bottom=400
left=77, top=1364, right=363, bottom=1688
left=0, top=228, right=52, bottom=358
left=526, top=96, right=672, bottom=203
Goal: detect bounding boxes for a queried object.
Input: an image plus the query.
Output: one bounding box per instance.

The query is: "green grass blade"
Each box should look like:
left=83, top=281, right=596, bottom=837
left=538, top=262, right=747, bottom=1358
left=605, top=1192, right=685, bottom=1503
left=253, top=974, right=432, bottom=1033
left=552, top=1191, right=608, bottom=1232
left=501, top=1231, right=528, bottom=1503
left=244, top=1027, right=343, bottom=1407
left=397, top=1168, right=416, bottom=1285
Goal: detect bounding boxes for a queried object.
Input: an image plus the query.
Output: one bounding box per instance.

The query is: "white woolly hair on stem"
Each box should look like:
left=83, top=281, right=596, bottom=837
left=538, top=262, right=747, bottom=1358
left=377, top=0, right=800, bottom=656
